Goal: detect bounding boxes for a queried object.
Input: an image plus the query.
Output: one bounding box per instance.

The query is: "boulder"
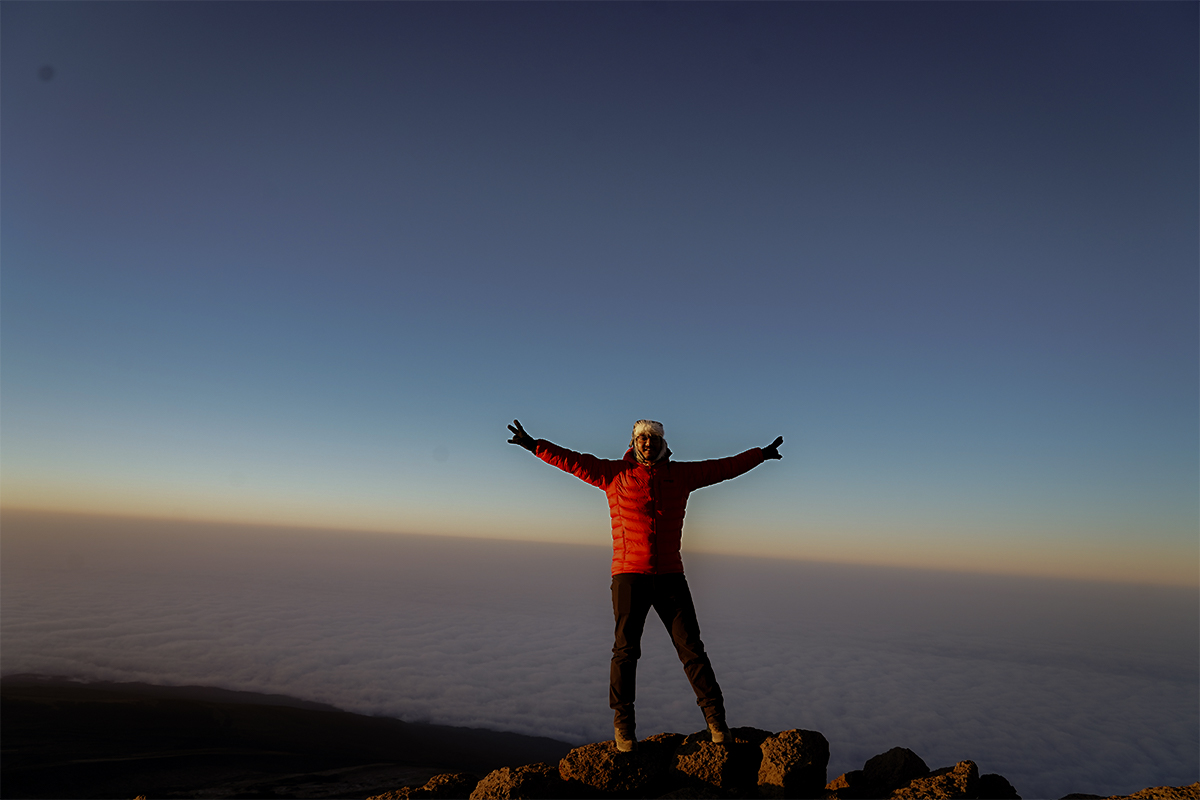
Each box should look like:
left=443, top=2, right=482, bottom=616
left=367, top=789, right=415, bottom=800
left=892, top=760, right=979, bottom=800
left=672, top=727, right=769, bottom=796
left=558, top=733, right=683, bottom=797
left=977, top=772, right=1021, bottom=800
left=864, top=748, right=931, bottom=797
left=825, top=751, right=1021, bottom=800
left=469, top=762, right=563, bottom=800
left=757, top=729, right=830, bottom=799
left=369, top=772, right=480, bottom=799
left=826, top=747, right=931, bottom=799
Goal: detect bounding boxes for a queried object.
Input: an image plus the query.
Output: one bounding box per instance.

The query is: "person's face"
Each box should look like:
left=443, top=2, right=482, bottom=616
left=635, top=433, right=662, bottom=460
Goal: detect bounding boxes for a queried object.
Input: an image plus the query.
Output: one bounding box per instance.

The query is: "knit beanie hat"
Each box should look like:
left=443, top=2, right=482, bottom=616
left=630, top=420, right=668, bottom=463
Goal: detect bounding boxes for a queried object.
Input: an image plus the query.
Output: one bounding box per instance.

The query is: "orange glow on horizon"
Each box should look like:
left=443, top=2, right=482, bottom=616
left=2, top=499, right=1195, bottom=590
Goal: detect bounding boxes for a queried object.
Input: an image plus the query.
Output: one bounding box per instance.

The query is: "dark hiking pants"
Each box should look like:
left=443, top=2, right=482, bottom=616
left=609, top=572, right=724, bottom=731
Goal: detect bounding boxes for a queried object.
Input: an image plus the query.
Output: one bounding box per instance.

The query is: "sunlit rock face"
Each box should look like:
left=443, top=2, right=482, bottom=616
left=468, top=763, right=562, bottom=800
left=757, top=729, right=830, bottom=798
left=559, top=732, right=684, bottom=797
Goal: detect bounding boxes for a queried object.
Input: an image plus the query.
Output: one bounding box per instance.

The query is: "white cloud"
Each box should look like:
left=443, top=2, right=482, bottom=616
left=2, top=512, right=1195, bottom=799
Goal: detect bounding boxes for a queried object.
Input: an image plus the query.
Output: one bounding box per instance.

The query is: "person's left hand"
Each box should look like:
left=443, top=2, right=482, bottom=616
left=762, top=436, right=784, bottom=460
left=507, top=419, right=537, bottom=452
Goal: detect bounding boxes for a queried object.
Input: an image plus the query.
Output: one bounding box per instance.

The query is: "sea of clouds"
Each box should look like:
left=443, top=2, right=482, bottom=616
left=2, top=510, right=1196, bottom=799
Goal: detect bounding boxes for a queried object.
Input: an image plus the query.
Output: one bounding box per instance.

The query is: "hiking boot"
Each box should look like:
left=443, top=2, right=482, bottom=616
left=703, top=706, right=729, bottom=744
left=614, top=726, right=637, bottom=752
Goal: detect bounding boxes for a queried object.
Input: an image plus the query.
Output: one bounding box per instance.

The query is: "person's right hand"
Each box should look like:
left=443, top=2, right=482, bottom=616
left=507, top=419, right=536, bottom=452
left=762, top=436, right=784, bottom=460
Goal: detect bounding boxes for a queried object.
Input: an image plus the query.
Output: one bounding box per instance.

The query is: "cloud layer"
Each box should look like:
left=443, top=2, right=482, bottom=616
left=2, top=511, right=1195, bottom=798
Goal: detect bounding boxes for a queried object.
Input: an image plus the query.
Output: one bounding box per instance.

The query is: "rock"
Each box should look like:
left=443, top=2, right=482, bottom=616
left=557, top=732, right=683, bottom=797
left=671, top=733, right=739, bottom=793
left=1059, top=786, right=1200, bottom=800
left=757, top=728, right=830, bottom=798
left=732, top=726, right=776, bottom=747
left=651, top=731, right=690, bottom=750
left=1106, top=784, right=1200, bottom=800
left=977, top=772, right=1020, bottom=799
left=427, top=773, right=484, bottom=798
left=469, top=762, right=563, bottom=799
left=362, top=728, right=1172, bottom=800
left=368, top=787, right=424, bottom=799
left=370, top=773, right=481, bottom=799
left=826, top=770, right=864, bottom=793
left=672, top=728, right=767, bottom=796
left=891, top=760, right=978, bottom=800
left=827, top=747, right=930, bottom=799
left=865, top=748, right=931, bottom=797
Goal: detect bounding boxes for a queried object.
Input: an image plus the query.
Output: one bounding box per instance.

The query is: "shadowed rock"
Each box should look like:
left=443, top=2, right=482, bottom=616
left=730, top=726, right=775, bottom=747
left=892, top=760, right=979, bottom=800
left=827, top=746, right=930, bottom=798
left=469, top=762, right=563, bottom=799
left=757, top=728, right=830, bottom=799
left=558, top=733, right=684, bottom=797
left=866, top=748, right=930, bottom=797
left=977, top=772, right=1021, bottom=800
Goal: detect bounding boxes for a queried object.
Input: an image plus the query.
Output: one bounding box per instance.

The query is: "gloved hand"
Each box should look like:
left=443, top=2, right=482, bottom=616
left=507, top=419, right=537, bottom=452
left=762, top=436, right=784, bottom=460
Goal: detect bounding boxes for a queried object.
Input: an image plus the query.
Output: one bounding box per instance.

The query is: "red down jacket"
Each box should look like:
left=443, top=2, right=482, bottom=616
left=533, top=440, right=765, bottom=575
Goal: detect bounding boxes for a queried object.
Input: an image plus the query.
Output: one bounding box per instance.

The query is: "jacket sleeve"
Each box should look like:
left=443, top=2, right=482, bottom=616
left=533, top=440, right=618, bottom=490
left=677, top=448, right=765, bottom=491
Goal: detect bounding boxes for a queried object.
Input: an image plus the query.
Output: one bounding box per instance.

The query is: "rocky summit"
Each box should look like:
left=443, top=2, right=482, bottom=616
left=368, top=730, right=1200, bottom=800
left=369, top=728, right=1030, bottom=799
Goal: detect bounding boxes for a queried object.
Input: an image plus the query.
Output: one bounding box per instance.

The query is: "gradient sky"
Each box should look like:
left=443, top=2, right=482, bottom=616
left=3, top=2, right=1197, bottom=586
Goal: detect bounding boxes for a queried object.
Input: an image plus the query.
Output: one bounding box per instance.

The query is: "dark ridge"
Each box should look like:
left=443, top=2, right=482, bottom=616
left=0, top=674, right=573, bottom=799
left=1, top=673, right=345, bottom=712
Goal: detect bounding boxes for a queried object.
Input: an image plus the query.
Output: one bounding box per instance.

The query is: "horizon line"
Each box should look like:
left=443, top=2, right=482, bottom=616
left=4, top=504, right=1196, bottom=591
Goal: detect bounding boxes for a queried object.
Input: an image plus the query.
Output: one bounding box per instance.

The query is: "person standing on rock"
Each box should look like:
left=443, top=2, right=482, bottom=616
left=506, top=419, right=783, bottom=753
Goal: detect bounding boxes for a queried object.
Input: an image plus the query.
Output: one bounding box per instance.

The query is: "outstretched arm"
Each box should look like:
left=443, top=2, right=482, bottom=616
left=677, top=437, right=781, bottom=490
left=762, top=436, right=784, bottom=460
left=507, top=419, right=537, bottom=452
left=505, top=419, right=619, bottom=489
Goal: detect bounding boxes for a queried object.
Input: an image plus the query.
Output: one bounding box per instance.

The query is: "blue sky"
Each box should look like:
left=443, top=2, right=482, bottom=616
left=3, top=2, right=1197, bottom=585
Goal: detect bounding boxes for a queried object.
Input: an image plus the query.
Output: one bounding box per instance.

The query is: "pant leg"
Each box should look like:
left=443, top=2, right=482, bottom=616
left=610, top=573, right=652, bottom=730
left=652, top=573, right=725, bottom=723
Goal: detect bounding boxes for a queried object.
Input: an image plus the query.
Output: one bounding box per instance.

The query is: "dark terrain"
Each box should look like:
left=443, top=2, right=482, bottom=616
left=0, top=675, right=572, bottom=799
